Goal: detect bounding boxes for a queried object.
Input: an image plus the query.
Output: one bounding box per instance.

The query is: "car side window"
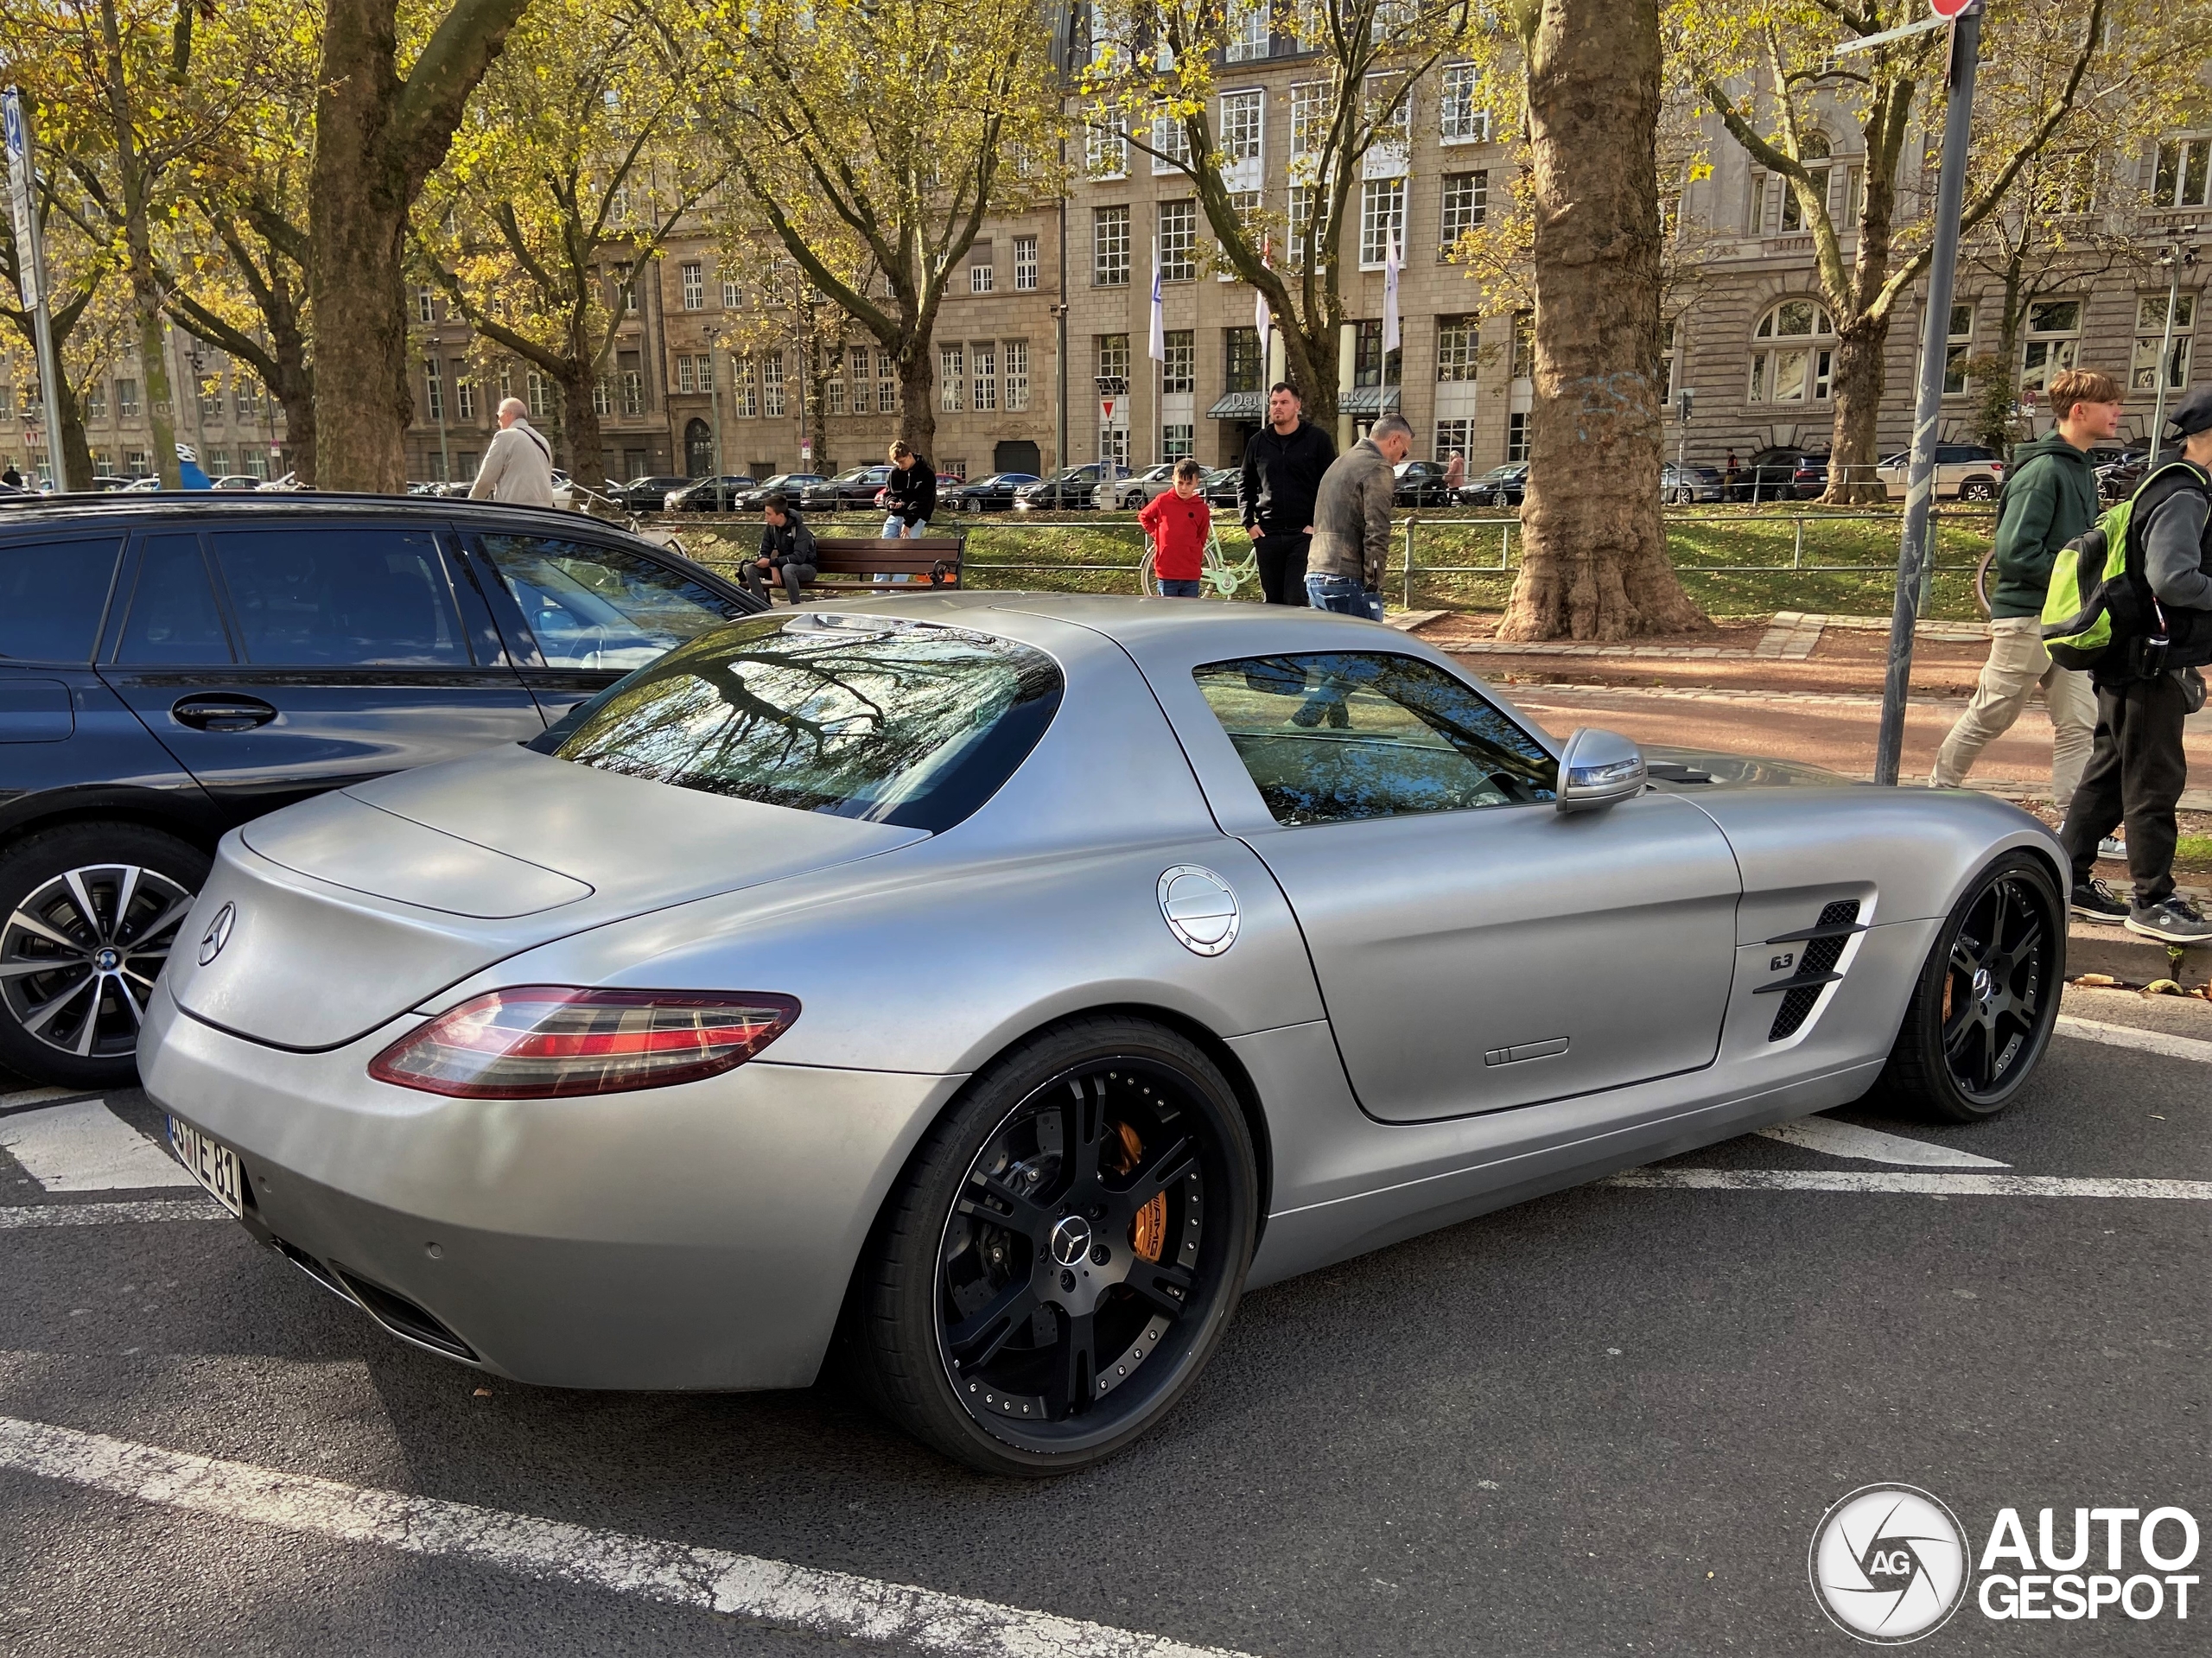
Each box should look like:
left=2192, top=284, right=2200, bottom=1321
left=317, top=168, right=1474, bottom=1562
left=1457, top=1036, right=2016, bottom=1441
left=209, top=528, right=468, bottom=666
left=116, top=534, right=232, bottom=665
left=0, top=536, right=124, bottom=664
left=1193, top=652, right=1558, bottom=827
left=474, top=535, right=749, bottom=670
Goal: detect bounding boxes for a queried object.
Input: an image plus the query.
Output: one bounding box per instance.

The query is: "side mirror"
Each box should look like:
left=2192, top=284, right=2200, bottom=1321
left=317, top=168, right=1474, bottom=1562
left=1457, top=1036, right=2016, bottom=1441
left=1555, top=727, right=1648, bottom=813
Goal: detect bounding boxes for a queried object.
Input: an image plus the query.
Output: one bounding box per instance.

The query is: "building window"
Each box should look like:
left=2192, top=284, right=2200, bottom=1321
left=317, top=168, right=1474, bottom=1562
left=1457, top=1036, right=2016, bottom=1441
left=734, top=356, right=759, bottom=419
left=763, top=353, right=785, bottom=417
left=1510, top=310, right=1535, bottom=380
left=681, top=262, right=705, bottom=309
left=1152, top=108, right=1191, bottom=172
left=202, top=448, right=228, bottom=474
left=2035, top=150, right=2095, bottom=216
left=1096, top=333, right=1130, bottom=386
left=527, top=371, right=550, bottom=419
left=116, top=378, right=139, bottom=416
left=1747, top=298, right=1836, bottom=403
left=86, top=384, right=105, bottom=419
left=1942, top=304, right=1974, bottom=397
left=1160, top=200, right=1198, bottom=282
left=1358, top=176, right=1406, bottom=269
left=1014, top=235, right=1039, bottom=290
left=1219, top=90, right=1263, bottom=167
left=695, top=350, right=714, bottom=393
left=1162, top=330, right=1195, bottom=394
left=125, top=450, right=151, bottom=477
left=1163, top=423, right=1194, bottom=461
left=2133, top=292, right=2196, bottom=391
left=1224, top=326, right=1262, bottom=394
left=823, top=350, right=847, bottom=417
left=677, top=354, right=696, bottom=395
left=1289, top=83, right=1329, bottom=177
left=2018, top=297, right=2083, bottom=393
left=1364, top=72, right=1410, bottom=159
left=1225, top=0, right=1270, bottom=61
left=2152, top=137, right=2211, bottom=208
left=591, top=377, right=611, bottom=416
left=1288, top=186, right=1324, bottom=265
left=971, top=343, right=997, bottom=411
left=1094, top=206, right=1131, bottom=286
left=1780, top=134, right=1831, bottom=232
left=1440, top=171, right=1487, bottom=256
left=416, top=287, right=435, bottom=323
left=1087, top=122, right=1128, bottom=181
left=1005, top=340, right=1030, bottom=411
left=877, top=347, right=897, bottom=413
left=1506, top=411, right=1529, bottom=462
left=1439, top=64, right=1489, bottom=143
left=424, top=360, right=444, bottom=421
left=1433, top=420, right=1472, bottom=462
left=722, top=277, right=741, bottom=308
left=620, top=354, right=644, bottom=416
left=1436, top=315, right=1479, bottom=383
left=1352, top=319, right=1399, bottom=388
left=941, top=344, right=964, bottom=411
left=454, top=363, right=475, bottom=420
left=1744, top=169, right=1769, bottom=236
left=970, top=244, right=995, bottom=293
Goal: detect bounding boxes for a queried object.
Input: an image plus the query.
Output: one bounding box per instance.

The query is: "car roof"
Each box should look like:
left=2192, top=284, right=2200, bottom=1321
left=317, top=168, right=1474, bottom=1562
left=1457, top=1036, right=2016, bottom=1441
left=0, top=490, right=697, bottom=553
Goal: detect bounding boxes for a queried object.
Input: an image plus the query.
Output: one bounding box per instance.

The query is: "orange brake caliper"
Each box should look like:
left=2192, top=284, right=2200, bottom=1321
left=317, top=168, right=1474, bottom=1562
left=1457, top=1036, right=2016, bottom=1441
left=1112, top=1120, right=1167, bottom=1263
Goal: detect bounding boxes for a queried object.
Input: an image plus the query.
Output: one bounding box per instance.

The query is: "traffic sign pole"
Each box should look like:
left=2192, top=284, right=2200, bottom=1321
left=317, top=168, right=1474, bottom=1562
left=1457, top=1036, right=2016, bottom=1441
left=1872, top=3, right=1981, bottom=787
left=3, top=89, right=68, bottom=489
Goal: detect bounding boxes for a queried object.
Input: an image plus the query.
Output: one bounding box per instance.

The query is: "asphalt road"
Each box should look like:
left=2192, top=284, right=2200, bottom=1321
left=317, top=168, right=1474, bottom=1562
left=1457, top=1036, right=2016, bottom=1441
left=1, top=1001, right=2204, bottom=1657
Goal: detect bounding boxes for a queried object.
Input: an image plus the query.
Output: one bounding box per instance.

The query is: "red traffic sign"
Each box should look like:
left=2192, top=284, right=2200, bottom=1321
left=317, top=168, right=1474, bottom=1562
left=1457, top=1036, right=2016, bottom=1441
left=1929, top=0, right=1973, bottom=16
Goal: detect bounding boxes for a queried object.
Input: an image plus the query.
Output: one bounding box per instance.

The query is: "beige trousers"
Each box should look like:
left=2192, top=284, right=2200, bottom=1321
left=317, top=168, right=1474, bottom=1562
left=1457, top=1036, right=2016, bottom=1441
left=1930, top=615, right=2097, bottom=804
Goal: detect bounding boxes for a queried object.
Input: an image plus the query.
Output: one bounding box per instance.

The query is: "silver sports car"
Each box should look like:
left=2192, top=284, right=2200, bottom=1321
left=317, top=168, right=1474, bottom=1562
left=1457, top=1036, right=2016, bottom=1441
left=142, top=594, right=2067, bottom=1474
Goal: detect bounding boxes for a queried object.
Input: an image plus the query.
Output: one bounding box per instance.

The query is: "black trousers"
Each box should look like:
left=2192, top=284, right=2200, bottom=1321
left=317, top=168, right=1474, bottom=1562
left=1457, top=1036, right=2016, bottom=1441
left=2058, top=673, right=2191, bottom=905
left=742, top=561, right=815, bottom=604
left=1252, top=532, right=1311, bottom=606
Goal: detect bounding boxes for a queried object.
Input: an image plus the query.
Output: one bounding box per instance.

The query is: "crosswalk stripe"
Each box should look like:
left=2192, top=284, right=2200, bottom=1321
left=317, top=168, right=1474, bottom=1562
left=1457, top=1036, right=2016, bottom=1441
left=0, top=1198, right=226, bottom=1229
left=2054, top=1015, right=2212, bottom=1065
left=1752, top=1118, right=2009, bottom=1168
left=0, top=1100, right=197, bottom=1191
left=0, top=1414, right=1255, bottom=1658
left=1603, top=1168, right=2212, bottom=1199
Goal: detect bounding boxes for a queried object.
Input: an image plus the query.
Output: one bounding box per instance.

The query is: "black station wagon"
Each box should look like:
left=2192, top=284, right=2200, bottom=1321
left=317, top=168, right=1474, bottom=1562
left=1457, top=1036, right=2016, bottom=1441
left=0, top=494, right=764, bottom=1086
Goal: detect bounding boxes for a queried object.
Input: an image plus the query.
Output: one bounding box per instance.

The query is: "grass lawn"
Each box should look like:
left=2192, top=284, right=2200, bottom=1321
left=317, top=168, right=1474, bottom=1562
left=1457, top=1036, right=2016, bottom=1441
left=670, top=504, right=1998, bottom=624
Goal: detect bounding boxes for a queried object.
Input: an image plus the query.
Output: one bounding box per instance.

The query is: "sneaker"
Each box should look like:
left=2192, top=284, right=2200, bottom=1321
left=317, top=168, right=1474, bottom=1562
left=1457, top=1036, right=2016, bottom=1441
left=2125, top=896, right=2212, bottom=946
left=2098, top=835, right=2126, bottom=861
left=2069, top=878, right=2131, bottom=924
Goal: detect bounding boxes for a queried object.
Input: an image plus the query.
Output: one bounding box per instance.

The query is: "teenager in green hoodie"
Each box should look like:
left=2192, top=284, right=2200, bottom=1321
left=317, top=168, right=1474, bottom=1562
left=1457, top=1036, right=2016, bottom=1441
left=1931, top=367, right=2126, bottom=804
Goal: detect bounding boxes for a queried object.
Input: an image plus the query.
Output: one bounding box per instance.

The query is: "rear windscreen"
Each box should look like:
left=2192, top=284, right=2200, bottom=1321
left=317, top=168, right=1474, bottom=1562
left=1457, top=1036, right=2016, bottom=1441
left=529, top=614, right=1062, bottom=832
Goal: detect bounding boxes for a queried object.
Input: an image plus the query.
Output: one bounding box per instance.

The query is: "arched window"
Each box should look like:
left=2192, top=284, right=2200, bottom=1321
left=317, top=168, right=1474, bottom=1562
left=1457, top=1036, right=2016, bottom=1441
left=1781, top=132, right=1832, bottom=231
left=684, top=417, right=714, bottom=478
left=1749, top=300, right=1835, bottom=403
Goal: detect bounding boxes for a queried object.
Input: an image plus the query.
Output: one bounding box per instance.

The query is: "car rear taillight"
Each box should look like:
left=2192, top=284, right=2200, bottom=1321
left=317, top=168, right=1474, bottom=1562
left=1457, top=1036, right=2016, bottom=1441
left=1990, top=460, right=2006, bottom=473
left=369, top=988, right=799, bottom=1099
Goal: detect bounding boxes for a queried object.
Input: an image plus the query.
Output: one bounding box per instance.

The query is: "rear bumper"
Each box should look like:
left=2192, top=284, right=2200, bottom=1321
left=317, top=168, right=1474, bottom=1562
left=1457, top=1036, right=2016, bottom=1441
left=139, top=985, right=963, bottom=1390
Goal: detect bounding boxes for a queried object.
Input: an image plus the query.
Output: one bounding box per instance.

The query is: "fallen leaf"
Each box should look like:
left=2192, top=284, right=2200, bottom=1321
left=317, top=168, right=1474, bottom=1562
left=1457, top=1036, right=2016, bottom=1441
left=2142, top=979, right=2186, bottom=997
left=2070, top=973, right=2124, bottom=988
left=473, top=1387, right=493, bottom=1398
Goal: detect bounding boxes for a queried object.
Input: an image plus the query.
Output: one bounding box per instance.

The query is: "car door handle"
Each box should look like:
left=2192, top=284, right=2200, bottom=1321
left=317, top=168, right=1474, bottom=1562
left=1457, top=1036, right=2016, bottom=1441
left=171, top=694, right=278, bottom=732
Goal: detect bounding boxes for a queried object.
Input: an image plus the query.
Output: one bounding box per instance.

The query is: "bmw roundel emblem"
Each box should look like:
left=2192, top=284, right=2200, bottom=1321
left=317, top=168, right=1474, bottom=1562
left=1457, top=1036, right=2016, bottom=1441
left=198, top=902, right=237, bottom=967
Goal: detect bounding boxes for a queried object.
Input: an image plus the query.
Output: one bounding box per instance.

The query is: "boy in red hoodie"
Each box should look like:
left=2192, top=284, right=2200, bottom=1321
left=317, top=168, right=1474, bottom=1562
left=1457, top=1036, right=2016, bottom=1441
left=1140, top=458, right=1211, bottom=597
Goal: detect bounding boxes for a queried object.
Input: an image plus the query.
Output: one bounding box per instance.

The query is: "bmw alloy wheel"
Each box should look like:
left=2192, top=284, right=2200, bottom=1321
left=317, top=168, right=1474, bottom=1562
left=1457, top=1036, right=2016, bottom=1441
left=1, top=852, right=199, bottom=1070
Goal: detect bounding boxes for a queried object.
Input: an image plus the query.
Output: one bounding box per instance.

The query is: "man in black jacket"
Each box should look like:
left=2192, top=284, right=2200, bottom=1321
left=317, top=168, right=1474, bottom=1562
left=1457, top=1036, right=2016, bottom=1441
left=881, top=441, right=936, bottom=537
left=744, top=493, right=817, bottom=605
left=1240, top=383, right=1336, bottom=605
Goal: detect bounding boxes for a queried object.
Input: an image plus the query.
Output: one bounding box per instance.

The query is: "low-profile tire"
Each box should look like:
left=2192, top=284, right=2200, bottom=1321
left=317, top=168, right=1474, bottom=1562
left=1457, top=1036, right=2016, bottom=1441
left=1875, top=851, right=2063, bottom=1121
left=0, top=823, right=210, bottom=1088
left=850, top=1015, right=1258, bottom=1476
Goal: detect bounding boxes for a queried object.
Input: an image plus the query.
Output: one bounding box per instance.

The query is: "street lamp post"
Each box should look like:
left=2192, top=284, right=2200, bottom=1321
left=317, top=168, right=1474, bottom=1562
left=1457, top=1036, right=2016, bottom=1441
left=2147, top=243, right=2199, bottom=456
left=705, top=325, right=725, bottom=513
left=428, top=352, right=450, bottom=485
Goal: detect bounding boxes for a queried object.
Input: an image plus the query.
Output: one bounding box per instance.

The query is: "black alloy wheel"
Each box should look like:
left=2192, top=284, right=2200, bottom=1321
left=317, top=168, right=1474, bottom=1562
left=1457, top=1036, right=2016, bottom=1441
left=1877, top=852, right=2063, bottom=1121
left=850, top=1017, right=1257, bottom=1475
left=0, top=825, right=211, bottom=1087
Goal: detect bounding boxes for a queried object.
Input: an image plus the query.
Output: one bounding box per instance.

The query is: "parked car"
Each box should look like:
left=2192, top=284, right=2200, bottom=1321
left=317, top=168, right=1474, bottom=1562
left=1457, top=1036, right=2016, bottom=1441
left=942, top=472, right=1041, bottom=512
left=1392, top=460, right=1459, bottom=508
left=1730, top=447, right=1830, bottom=502
left=1014, top=462, right=1128, bottom=511
left=800, top=466, right=893, bottom=512
left=1872, top=444, right=2005, bottom=502
left=209, top=475, right=264, bottom=492
left=1199, top=466, right=1243, bottom=509
left=2092, top=448, right=2152, bottom=501
left=735, top=473, right=823, bottom=512
left=91, top=476, right=136, bottom=492
left=1662, top=464, right=1726, bottom=505
left=143, top=594, right=2069, bottom=1475
left=605, top=475, right=694, bottom=514
left=0, top=492, right=766, bottom=1088
left=1098, top=462, right=1180, bottom=511
left=664, top=475, right=760, bottom=513
left=1458, top=463, right=1528, bottom=508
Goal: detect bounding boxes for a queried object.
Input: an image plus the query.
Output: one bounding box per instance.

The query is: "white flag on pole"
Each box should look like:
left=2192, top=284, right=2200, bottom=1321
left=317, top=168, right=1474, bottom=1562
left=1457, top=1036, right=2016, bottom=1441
left=1147, top=239, right=1166, bottom=362
left=1254, top=237, right=1272, bottom=344
left=1382, top=230, right=1402, bottom=354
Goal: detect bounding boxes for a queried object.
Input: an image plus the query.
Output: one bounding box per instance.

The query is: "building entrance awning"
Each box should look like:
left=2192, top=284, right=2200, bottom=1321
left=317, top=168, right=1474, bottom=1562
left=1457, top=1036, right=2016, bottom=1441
left=1340, top=386, right=1403, bottom=416
left=1205, top=391, right=1264, bottom=420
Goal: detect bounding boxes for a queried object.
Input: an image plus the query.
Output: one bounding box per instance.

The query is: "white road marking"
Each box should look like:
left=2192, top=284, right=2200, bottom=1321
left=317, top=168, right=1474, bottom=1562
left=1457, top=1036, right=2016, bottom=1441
left=2055, top=1015, right=2212, bottom=1066
left=0, top=1415, right=1255, bottom=1658
left=1753, top=1118, right=2009, bottom=1168
left=0, top=1198, right=226, bottom=1229
left=0, top=1099, right=197, bottom=1191
left=1603, top=1169, right=2212, bottom=1199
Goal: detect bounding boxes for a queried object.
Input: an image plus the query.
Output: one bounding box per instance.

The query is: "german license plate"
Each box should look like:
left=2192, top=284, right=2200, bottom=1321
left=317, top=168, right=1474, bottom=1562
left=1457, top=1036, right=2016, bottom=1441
left=167, top=1116, right=243, bottom=1218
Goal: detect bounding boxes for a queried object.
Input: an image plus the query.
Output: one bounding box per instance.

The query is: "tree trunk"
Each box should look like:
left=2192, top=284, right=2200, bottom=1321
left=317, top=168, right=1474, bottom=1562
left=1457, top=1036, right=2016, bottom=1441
left=1281, top=322, right=1339, bottom=435
left=274, top=378, right=317, bottom=486
left=555, top=367, right=602, bottom=482
left=895, top=339, right=936, bottom=457
left=98, top=0, right=181, bottom=488
left=1825, top=319, right=1891, bottom=502
left=54, top=377, right=94, bottom=490
left=1500, top=0, right=1705, bottom=642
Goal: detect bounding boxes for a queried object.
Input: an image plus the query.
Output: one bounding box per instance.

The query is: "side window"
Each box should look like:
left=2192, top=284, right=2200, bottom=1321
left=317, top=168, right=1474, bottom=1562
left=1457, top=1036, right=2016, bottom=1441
left=1193, top=651, right=1558, bottom=827
left=0, top=536, right=124, bottom=664
left=210, top=528, right=468, bottom=667
left=116, top=535, right=232, bottom=665
left=474, top=535, right=749, bottom=670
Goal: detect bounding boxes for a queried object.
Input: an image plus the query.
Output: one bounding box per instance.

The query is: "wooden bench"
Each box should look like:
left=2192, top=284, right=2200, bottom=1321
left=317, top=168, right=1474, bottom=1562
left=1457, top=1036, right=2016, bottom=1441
left=800, top=535, right=966, bottom=594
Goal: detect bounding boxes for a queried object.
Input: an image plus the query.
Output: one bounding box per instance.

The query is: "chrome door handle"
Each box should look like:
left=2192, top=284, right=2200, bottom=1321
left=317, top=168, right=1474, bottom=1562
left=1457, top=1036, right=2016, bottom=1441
left=171, top=694, right=277, bottom=732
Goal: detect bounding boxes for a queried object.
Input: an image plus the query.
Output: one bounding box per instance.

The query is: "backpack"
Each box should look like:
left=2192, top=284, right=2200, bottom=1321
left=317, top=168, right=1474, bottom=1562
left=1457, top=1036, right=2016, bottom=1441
left=2040, top=460, right=2202, bottom=670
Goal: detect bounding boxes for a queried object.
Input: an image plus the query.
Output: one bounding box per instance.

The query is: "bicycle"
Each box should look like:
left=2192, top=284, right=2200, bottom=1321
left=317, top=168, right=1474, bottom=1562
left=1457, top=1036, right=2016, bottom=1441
left=1139, top=527, right=1260, bottom=599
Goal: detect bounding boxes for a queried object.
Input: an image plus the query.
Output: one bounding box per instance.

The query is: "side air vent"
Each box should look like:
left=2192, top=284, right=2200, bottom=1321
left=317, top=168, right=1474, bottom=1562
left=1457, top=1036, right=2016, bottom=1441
left=1766, top=899, right=1863, bottom=1041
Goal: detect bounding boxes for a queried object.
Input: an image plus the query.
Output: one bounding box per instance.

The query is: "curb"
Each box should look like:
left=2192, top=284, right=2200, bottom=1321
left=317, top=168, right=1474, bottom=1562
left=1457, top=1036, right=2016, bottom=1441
left=2067, top=919, right=2209, bottom=988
